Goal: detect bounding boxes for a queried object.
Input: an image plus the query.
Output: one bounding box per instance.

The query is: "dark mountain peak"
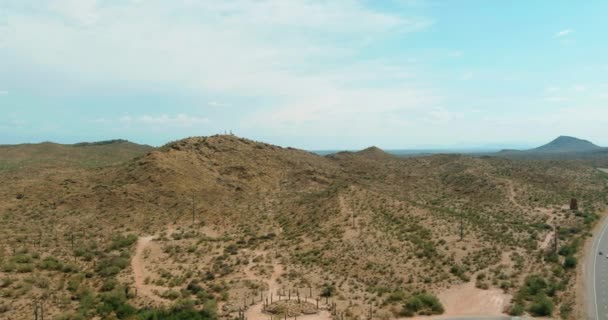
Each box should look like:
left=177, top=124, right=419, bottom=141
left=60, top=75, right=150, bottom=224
left=532, top=136, right=601, bottom=153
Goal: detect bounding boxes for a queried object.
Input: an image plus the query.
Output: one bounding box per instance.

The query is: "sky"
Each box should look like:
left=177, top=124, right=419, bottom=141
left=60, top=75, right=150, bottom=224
left=1, top=0, right=607, bottom=150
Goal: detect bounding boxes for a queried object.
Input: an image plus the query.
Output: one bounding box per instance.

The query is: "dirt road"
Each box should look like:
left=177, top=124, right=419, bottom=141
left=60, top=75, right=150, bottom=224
left=131, top=234, right=168, bottom=304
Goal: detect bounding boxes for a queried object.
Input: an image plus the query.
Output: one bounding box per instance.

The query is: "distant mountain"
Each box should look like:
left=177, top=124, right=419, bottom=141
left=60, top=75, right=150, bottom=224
left=530, top=136, right=602, bottom=153
left=354, top=146, right=394, bottom=159
left=0, top=139, right=154, bottom=172
left=494, top=136, right=608, bottom=166
left=326, top=146, right=397, bottom=161
left=498, top=136, right=603, bottom=154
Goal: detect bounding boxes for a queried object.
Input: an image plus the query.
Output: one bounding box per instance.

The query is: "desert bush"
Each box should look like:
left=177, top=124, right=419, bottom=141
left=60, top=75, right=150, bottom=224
left=320, top=283, right=336, bottom=297
left=161, top=289, right=181, bottom=300
left=401, top=293, right=444, bottom=316
left=224, top=244, right=238, bottom=255
left=109, top=234, right=138, bottom=251
left=0, top=302, right=9, bottom=313
left=67, top=274, right=84, bottom=292
left=96, top=256, right=129, bottom=277
left=560, top=302, right=573, bottom=319
left=16, top=264, right=33, bottom=273
left=509, top=302, right=524, bottom=316
left=563, top=255, right=577, bottom=269
left=100, top=278, right=117, bottom=292
left=450, top=264, right=469, bottom=282
left=528, top=294, right=554, bottom=316
left=384, top=290, right=406, bottom=304
left=39, top=256, right=63, bottom=271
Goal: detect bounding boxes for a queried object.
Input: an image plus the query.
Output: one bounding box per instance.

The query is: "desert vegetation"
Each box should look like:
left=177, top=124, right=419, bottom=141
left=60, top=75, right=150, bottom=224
left=0, top=135, right=606, bottom=319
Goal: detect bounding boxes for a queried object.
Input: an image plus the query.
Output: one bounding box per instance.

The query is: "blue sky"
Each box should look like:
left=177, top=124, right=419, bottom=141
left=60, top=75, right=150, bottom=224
left=1, top=0, right=607, bottom=150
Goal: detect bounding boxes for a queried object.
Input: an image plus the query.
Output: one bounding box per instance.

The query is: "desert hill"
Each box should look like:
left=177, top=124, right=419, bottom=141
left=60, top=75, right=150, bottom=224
left=495, top=136, right=608, bottom=167
left=532, top=136, right=602, bottom=153
left=0, top=135, right=606, bottom=319
left=498, top=136, right=603, bottom=155
left=0, top=139, right=154, bottom=172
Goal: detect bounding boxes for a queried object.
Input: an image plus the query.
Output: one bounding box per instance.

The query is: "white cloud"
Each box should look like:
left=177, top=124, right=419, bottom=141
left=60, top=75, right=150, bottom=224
left=49, top=0, right=100, bottom=26
left=208, top=101, right=227, bottom=108
left=0, top=90, right=7, bottom=95
left=425, top=107, right=459, bottom=124
left=554, top=29, right=573, bottom=38
left=544, top=96, right=567, bottom=103
left=447, top=50, right=463, bottom=58
left=245, top=85, right=439, bottom=135
left=572, top=85, right=586, bottom=92
left=0, top=1, right=432, bottom=94
left=461, top=72, right=473, bottom=80
left=0, top=0, right=434, bottom=137
left=120, top=114, right=209, bottom=127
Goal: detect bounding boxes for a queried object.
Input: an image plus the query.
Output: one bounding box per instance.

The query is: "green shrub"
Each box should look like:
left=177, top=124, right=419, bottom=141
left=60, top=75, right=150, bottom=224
left=223, top=244, right=238, bottom=255
left=109, top=234, right=138, bottom=251
left=100, top=278, right=117, bottom=292
left=560, top=302, right=573, bottom=318
left=161, top=290, right=181, bottom=300
left=564, top=255, right=577, bottom=269
left=16, top=264, right=33, bottom=273
left=385, top=290, right=406, bottom=304
left=402, top=293, right=444, bottom=316
left=11, top=254, right=32, bottom=264
left=528, top=294, right=553, bottom=317
left=509, top=302, right=524, bottom=316
left=62, top=263, right=79, bottom=273
left=520, top=275, right=547, bottom=298
left=1, top=263, right=15, bottom=272
left=320, top=284, right=336, bottom=297
left=450, top=264, right=469, bottom=281
left=96, top=256, right=129, bottom=277
left=67, top=274, right=84, bottom=292
left=39, top=256, right=63, bottom=271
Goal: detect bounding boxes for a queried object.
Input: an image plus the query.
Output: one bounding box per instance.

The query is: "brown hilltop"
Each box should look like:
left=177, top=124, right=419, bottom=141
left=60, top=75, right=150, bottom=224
left=329, top=146, right=393, bottom=160
left=120, top=135, right=338, bottom=192
left=354, top=146, right=393, bottom=159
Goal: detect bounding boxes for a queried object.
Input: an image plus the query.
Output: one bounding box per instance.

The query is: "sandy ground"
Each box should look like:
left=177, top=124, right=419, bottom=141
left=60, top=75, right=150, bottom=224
left=404, top=280, right=511, bottom=320
left=437, top=281, right=511, bottom=316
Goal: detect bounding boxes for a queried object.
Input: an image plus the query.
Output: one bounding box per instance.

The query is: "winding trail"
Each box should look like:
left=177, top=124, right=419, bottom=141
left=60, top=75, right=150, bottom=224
left=131, top=234, right=168, bottom=304
left=539, top=211, right=556, bottom=251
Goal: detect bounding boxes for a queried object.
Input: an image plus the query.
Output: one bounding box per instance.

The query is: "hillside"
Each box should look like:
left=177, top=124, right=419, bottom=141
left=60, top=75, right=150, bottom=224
left=0, top=139, right=154, bottom=172
left=0, top=135, right=606, bottom=320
